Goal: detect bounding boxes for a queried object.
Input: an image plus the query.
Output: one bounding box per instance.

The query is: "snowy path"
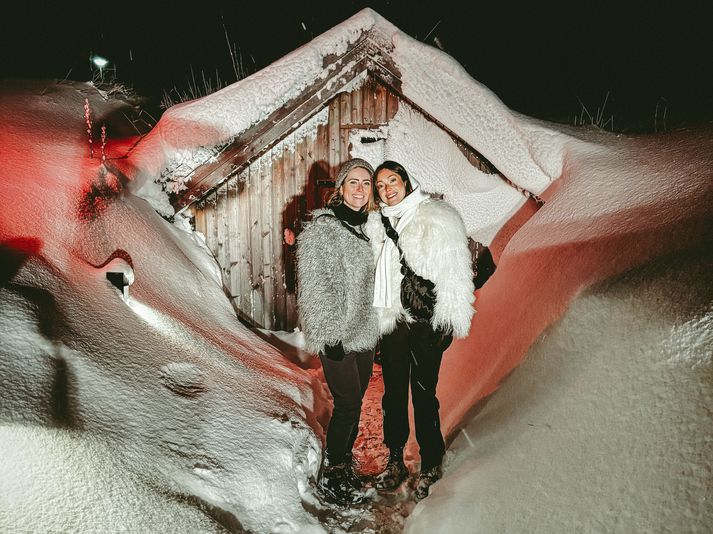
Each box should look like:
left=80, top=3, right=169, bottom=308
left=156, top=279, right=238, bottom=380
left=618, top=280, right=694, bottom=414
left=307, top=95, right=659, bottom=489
left=353, top=364, right=389, bottom=476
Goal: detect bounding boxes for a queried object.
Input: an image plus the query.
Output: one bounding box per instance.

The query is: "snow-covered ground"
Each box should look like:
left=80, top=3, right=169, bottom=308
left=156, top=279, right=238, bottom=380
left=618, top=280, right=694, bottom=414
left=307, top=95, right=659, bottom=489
left=2, top=26, right=712, bottom=534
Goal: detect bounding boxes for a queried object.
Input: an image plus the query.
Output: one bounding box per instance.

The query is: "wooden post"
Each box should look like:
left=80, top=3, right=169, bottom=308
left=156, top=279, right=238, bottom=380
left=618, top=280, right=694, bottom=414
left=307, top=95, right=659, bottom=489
left=362, top=78, right=375, bottom=125
left=386, top=89, right=399, bottom=122
left=374, top=81, right=388, bottom=124
left=351, top=84, right=363, bottom=124
left=249, top=163, right=263, bottom=324
left=194, top=204, right=206, bottom=237
left=259, top=154, right=274, bottom=329
left=216, top=185, right=228, bottom=287
left=227, top=178, right=241, bottom=309
left=237, top=169, right=252, bottom=321
left=271, top=147, right=286, bottom=331
left=204, top=193, right=217, bottom=257
left=328, top=98, right=341, bottom=180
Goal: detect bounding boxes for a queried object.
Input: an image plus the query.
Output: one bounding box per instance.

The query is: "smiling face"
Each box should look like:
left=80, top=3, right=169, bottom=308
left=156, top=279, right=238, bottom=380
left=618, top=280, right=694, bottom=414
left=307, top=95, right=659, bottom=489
left=340, top=167, right=372, bottom=211
left=375, top=168, right=408, bottom=206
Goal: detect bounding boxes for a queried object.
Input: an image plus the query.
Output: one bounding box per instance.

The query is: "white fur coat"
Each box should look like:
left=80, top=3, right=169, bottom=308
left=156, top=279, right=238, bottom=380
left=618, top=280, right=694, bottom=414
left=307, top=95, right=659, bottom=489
left=366, top=199, right=475, bottom=338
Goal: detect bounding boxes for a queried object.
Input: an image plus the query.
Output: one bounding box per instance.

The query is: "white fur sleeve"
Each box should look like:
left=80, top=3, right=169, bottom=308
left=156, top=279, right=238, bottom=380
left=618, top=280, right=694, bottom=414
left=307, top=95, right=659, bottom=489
left=418, top=202, right=475, bottom=338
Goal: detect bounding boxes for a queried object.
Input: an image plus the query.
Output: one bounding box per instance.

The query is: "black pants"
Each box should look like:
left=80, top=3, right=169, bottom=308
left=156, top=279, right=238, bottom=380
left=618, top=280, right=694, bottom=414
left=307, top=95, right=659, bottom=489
left=380, top=320, right=452, bottom=470
left=319, top=348, right=374, bottom=462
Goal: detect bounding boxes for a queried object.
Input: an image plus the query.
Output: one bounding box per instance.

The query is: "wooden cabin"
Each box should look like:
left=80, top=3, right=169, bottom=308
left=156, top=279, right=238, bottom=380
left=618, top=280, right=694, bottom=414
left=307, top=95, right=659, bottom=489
left=176, top=25, right=512, bottom=331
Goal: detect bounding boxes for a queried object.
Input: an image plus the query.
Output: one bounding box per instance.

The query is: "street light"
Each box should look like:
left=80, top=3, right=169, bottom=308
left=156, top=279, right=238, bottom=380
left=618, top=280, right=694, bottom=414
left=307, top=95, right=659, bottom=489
left=91, top=55, right=109, bottom=69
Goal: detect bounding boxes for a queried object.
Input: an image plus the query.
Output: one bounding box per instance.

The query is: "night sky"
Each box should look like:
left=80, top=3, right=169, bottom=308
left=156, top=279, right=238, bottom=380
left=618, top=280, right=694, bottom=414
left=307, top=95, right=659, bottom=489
left=3, top=1, right=711, bottom=132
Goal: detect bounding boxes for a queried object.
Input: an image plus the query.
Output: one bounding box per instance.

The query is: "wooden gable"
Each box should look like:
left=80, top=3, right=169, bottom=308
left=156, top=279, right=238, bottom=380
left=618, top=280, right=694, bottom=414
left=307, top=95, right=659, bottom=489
left=175, top=30, right=497, bottom=212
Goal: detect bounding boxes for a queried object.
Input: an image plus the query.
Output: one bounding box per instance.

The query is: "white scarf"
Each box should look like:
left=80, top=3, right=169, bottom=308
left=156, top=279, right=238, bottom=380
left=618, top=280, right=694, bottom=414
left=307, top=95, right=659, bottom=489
left=373, top=183, right=431, bottom=308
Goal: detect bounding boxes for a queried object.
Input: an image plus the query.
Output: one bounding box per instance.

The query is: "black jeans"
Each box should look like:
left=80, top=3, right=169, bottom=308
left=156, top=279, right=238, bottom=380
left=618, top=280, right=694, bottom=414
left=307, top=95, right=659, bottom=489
left=319, top=347, right=374, bottom=462
left=380, top=320, right=452, bottom=470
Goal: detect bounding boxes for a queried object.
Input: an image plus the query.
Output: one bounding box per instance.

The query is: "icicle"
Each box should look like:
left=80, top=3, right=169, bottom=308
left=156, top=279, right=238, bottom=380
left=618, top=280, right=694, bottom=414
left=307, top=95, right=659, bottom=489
left=84, top=98, right=94, bottom=159
left=100, top=124, right=107, bottom=163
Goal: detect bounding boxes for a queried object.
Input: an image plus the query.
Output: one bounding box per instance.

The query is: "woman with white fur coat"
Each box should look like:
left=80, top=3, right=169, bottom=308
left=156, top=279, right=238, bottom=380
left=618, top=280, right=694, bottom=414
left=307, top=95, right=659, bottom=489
left=369, top=160, right=475, bottom=500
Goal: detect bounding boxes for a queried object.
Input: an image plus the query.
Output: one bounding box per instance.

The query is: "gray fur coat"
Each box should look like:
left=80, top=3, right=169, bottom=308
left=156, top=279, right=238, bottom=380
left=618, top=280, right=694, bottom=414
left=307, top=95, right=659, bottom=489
left=296, top=208, right=380, bottom=355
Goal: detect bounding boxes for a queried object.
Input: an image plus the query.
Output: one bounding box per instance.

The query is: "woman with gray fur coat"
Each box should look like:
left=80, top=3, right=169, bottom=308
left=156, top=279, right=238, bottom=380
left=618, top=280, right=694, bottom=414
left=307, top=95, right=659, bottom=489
left=296, top=158, right=379, bottom=505
left=371, top=160, right=475, bottom=501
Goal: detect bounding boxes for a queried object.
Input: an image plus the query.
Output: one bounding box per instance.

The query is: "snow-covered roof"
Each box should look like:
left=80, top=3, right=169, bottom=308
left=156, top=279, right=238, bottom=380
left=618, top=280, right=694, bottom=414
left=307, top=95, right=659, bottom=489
left=125, top=8, right=566, bottom=236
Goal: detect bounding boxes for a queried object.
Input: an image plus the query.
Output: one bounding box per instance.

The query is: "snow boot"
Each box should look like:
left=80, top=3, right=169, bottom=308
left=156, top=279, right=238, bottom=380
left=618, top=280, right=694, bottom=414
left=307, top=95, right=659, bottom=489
left=344, top=453, right=366, bottom=490
left=374, top=448, right=408, bottom=491
left=414, top=464, right=443, bottom=501
left=317, top=458, right=369, bottom=505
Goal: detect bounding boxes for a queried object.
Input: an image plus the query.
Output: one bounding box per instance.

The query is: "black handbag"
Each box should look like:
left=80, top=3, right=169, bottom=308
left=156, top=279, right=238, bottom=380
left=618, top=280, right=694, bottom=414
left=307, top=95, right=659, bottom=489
left=468, top=238, right=497, bottom=290
left=381, top=215, right=436, bottom=322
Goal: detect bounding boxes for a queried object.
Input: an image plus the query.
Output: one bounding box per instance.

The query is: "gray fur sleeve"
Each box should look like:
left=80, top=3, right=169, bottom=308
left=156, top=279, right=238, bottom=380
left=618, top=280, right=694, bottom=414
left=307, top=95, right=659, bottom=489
left=296, top=221, right=346, bottom=353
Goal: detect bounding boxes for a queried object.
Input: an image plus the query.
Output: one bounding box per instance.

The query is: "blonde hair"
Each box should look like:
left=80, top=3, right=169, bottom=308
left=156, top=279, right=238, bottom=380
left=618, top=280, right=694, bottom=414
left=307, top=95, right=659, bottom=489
left=326, top=182, right=377, bottom=212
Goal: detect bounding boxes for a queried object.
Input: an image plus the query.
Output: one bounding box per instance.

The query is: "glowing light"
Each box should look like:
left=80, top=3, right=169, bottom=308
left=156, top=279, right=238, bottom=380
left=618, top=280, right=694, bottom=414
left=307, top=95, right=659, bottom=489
left=91, top=55, right=109, bottom=68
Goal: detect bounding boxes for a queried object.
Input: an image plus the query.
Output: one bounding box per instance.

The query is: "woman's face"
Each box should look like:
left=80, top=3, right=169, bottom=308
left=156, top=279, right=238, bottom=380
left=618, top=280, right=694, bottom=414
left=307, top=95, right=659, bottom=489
left=375, top=168, right=407, bottom=206
left=340, top=167, right=372, bottom=211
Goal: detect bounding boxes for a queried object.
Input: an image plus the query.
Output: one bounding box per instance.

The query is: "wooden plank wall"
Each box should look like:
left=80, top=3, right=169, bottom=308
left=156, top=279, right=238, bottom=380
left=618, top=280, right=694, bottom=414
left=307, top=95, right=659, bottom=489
left=191, top=76, right=492, bottom=331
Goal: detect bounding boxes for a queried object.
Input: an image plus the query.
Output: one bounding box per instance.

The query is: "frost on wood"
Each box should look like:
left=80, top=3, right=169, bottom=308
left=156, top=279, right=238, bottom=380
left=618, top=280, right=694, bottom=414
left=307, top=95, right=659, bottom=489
left=349, top=123, right=389, bottom=170
left=158, top=143, right=228, bottom=195
left=277, top=106, right=329, bottom=156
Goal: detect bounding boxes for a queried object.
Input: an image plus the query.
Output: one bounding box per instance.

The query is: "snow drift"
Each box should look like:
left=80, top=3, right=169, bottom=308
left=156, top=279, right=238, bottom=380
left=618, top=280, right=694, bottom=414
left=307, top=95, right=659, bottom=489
left=409, top=247, right=713, bottom=532
left=0, top=80, right=329, bottom=533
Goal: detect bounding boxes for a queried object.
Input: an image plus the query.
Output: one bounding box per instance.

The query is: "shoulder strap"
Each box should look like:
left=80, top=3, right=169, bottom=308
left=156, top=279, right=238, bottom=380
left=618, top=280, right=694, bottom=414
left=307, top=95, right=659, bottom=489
left=381, top=215, right=403, bottom=254
left=316, top=213, right=370, bottom=242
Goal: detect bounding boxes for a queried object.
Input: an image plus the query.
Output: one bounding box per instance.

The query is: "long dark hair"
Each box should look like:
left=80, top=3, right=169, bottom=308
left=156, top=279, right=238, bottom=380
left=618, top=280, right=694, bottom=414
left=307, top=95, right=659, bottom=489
left=373, top=160, right=414, bottom=201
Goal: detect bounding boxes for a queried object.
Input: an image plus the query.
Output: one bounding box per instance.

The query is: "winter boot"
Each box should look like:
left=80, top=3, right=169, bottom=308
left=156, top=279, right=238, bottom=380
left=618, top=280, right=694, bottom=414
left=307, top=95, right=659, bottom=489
left=344, top=453, right=366, bottom=490
left=317, top=458, right=369, bottom=505
left=414, top=464, right=443, bottom=501
left=374, top=448, right=408, bottom=491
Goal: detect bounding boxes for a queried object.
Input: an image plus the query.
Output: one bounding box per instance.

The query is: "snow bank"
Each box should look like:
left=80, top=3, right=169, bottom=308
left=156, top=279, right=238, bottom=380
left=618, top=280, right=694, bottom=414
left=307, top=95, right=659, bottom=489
left=0, top=80, right=329, bottom=533
left=408, top=248, right=713, bottom=532
left=402, top=123, right=713, bottom=530
left=438, top=126, right=713, bottom=433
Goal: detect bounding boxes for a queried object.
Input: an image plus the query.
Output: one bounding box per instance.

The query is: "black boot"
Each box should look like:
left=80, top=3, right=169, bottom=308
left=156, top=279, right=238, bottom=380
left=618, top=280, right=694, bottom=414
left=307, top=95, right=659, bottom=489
left=317, top=457, right=368, bottom=505
left=414, top=464, right=443, bottom=501
left=374, top=448, right=408, bottom=491
left=344, top=453, right=365, bottom=490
